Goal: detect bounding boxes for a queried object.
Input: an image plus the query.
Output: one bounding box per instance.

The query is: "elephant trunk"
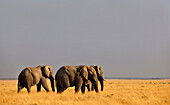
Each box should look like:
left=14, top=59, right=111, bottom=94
left=94, top=80, right=99, bottom=93
left=49, top=74, right=55, bottom=92
left=99, top=76, right=104, bottom=91
left=100, top=80, right=104, bottom=91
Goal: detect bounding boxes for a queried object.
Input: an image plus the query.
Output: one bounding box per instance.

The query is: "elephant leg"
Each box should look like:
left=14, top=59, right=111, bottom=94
left=37, top=80, right=42, bottom=92
left=57, top=75, right=70, bottom=93
left=57, top=84, right=62, bottom=93
left=75, top=83, right=82, bottom=93
left=18, top=86, right=24, bottom=92
left=59, top=87, right=67, bottom=93
left=94, top=81, right=99, bottom=93
left=81, top=82, right=86, bottom=93
left=26, top=86, right=31, bottom=93
left=26, top=82, right=32, bottom=93
left=56, top=83, right=66, bottom=93
left=17, top=87, right=21, bottom=92
left=41, top=77, right=49, bottom=92
left=58, top=83, right=69, bottom=93
left=91, top=82, right=94, bottom=91
left=17, top=81, right=23, bottom=92
left=64, top=77, right=70, bottom=89
left=18, top=86, right=23, bottom=92
left=56, top=83, right=67, bottom=93
left=100, top=80, right=104, bottom=91
left=75, top=77, right=83, bottom=93
left=57, top=84, right=67, bottom=93
left=86, top=84, right=90, bottom=91
left=17, top=81, right=20, bottom=92
left=56, top=80, right=62, bottom=93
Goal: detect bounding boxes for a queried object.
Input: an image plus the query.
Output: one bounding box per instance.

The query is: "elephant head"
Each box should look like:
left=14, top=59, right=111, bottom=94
left=79, top=66, right=88, bottom=81
left=92, top=65, right=104, bottom=91
left=41, top=65, right=55, bottom=92
left=80, top=65, right=99, bottom=92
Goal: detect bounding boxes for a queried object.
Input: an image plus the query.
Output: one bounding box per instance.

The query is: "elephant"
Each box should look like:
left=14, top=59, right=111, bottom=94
left=86, top=65, right=104, bottom=91
left=17, top=65, right=55, bottom=93
left=55, top=65, right=99, bottom=93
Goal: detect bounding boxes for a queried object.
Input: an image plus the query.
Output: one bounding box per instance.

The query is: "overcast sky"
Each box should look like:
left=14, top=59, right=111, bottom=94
left=0, top=0, right=170, bottom=79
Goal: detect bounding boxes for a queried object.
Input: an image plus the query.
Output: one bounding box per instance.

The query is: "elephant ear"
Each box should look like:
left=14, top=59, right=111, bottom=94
left=48, top=65, right=53, bottom=74
left=96, top=65, right=101, bottom=75
left=80, top=66, right=88, bottom=81
left=88, top=66, right=98, bottom=81
left=42, top=65, right=50, bottom=78
left=94, top=65, right=103, bottom=76
left=92, top=65, right=99, bottom=76
left=88, top=67, right=94, bottom=76
left=47, top=65, right=55, bottom=79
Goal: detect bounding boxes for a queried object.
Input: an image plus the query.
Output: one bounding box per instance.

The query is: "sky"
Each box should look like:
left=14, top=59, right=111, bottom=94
left=0, top=0, right=170, bottom=79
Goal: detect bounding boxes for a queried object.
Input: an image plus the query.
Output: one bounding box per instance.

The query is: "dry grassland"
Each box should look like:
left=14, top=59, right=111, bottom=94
left=0, top=79, right=170, bottom=105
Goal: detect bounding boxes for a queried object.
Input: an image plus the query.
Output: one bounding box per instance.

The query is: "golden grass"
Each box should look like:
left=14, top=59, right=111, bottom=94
left=0, top=79, right=170, bottom=105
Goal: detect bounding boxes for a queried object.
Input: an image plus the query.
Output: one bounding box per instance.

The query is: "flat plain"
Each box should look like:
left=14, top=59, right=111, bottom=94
left=0, top=79, right=170, bottom=105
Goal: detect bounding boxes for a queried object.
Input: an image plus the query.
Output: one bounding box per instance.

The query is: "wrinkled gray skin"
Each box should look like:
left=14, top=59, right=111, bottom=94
left=18, top=65, right=55, bottom=93
left=86, top=65, right=104, bottom=91
left=55, top=65, right=99, bottom=93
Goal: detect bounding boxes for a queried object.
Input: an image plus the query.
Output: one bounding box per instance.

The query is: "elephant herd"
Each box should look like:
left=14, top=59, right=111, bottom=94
left=17, top=65, right=104, bottom=94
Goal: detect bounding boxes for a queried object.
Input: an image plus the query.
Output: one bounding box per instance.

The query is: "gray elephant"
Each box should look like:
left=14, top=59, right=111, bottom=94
left=55, top=65, right=99, bottom=93
left=18, top=65, right=55, bottom=93
left=86, top=65, right=104, bottom=91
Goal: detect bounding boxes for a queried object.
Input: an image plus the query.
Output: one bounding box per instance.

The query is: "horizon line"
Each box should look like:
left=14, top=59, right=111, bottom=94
left=0, top=77, right=170, bottom=80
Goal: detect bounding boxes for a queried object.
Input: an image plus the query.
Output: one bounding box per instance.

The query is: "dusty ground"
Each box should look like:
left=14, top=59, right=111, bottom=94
left=0, top=79, right=170, bottom=105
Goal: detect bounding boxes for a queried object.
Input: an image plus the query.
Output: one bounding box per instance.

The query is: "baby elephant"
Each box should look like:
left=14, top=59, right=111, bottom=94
left=18, top=65, right=55, bottom=93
